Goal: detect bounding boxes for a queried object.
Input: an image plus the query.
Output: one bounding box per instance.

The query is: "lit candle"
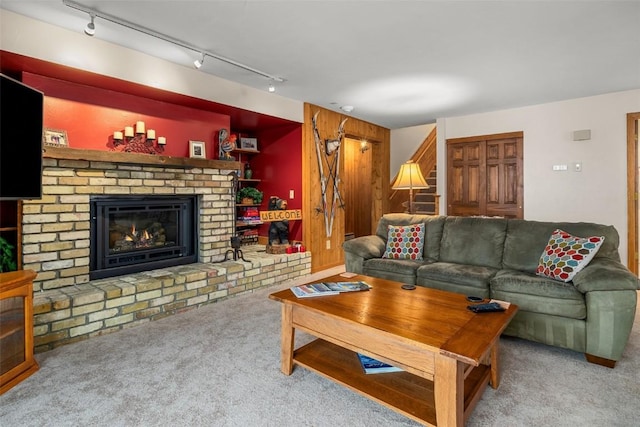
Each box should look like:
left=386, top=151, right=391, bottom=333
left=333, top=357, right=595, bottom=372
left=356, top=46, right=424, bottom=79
left=146, top=129, right=156, bottom=140
left=135, top=121, right=145, bottom=134
left=113, top=131, right=123, bottom=140
left=124, top=126, right=134, bottom=137
left=157, top=136, right=166, bottom=145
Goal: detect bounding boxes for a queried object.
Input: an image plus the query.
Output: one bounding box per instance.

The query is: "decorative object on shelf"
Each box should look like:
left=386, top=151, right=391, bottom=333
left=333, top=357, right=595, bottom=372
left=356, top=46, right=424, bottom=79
left=312, top=111, right=348, bottom=237
left=43, top=128, right=69, bottom=147
left=244, top=162, right=253, bottom=179
left=237, top=187, right=263, bottom=205
left=0, top=236, right=17, bottom=272
left=189, top=140, right=206, bottom=158
left=239, top=136, right=258, bottom=151
left=218, top=129, right=237, bottom=160
left=267, top=196, right=289, bottom=245
left=110, top=122, right=165, bottom=154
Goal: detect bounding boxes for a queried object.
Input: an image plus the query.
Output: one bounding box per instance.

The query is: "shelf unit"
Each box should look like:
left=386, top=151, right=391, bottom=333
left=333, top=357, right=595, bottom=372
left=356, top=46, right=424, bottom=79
left=0, top=201, right=22, bottom=271
left=233, top=148, right=263, bottom=246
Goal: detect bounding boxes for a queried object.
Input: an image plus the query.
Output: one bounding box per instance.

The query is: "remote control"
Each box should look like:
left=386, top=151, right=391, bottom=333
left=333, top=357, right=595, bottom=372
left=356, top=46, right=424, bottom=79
left=467, top=302, right=505, bottom=313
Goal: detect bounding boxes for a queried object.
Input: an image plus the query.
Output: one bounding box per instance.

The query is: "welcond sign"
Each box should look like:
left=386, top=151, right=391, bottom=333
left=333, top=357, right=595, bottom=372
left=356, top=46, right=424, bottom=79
left=259, top=210, right=303, bottom=222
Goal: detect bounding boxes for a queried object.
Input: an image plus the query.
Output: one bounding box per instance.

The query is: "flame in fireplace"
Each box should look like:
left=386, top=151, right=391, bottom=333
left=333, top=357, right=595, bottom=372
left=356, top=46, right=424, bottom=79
left=123, top=223, right=152, bottom=246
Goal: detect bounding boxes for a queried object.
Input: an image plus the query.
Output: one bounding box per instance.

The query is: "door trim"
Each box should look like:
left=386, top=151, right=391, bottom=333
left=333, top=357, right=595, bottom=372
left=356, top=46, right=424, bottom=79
left=627, top=112, right=640, bottom=274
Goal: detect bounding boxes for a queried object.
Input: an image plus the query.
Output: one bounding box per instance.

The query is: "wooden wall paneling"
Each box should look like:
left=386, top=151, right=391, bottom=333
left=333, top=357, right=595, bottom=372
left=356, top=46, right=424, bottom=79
left=303, top=104, right=389, bottom=272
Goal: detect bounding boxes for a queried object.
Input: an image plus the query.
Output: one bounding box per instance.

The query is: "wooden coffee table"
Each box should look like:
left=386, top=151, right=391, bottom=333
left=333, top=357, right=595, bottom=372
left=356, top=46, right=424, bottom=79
left=269, top=274, right=518, bottom=426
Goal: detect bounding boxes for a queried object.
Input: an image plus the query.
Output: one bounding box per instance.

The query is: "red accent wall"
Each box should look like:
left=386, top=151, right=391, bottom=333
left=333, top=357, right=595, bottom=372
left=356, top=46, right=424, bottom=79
left=5, top=56, right=304, bottom=243
left=23, top=73, right=229, bottom=158
left=252, top=126, right=303, bottom=242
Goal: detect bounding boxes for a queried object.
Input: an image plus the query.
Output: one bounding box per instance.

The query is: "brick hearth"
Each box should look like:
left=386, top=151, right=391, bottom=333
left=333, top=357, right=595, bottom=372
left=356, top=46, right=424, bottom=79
left=22, top=149, right=311, bottom=351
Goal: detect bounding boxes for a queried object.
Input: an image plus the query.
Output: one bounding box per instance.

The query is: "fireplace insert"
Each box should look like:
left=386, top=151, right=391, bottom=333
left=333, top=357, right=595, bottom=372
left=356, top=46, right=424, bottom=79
left=90, top=196, right=198, bottom=279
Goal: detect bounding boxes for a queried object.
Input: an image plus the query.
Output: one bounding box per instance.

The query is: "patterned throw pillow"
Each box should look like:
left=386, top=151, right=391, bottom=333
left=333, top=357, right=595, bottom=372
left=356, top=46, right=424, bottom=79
left=536, top=229, right=605, bottom=282
left=382, top=223, right=425, bottom=260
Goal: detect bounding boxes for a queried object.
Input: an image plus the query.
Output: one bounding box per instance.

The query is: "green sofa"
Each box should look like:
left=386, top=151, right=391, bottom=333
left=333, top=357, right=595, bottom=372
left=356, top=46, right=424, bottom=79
left=343, top=213, right=639, bottom=367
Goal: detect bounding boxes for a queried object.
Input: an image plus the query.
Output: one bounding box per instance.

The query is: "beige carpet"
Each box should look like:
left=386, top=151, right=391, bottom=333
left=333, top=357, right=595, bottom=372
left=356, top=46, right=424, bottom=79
left=1, top=271, right=638, bottom=426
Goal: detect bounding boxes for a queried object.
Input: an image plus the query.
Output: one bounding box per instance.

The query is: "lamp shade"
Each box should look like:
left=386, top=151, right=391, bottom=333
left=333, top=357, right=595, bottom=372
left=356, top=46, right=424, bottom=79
left=392, top=161, right=429, bottom=190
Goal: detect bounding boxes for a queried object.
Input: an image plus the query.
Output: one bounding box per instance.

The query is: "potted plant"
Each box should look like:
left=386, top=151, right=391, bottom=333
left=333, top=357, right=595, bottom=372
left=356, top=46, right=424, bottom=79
left=0, top=236, right=17, bottom=272
left=237, top=187, right=263, bottom=205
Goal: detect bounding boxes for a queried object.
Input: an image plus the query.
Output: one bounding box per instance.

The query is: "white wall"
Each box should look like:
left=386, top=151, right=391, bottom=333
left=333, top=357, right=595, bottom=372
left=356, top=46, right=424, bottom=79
left=390, top=123, right=436, bottom=179
left=437, top=89, right=640, bottom=266
left=0, top=10, right=303, bottom=124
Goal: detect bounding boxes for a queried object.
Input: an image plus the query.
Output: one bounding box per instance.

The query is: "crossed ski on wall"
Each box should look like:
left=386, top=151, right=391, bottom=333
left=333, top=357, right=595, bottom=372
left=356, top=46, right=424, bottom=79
left=312, top=112, right=348, bottom=238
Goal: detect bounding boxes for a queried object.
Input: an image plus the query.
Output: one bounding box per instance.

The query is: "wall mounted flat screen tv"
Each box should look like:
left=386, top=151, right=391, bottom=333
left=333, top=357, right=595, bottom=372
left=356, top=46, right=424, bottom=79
left=1, top=73, right=44, bottom=200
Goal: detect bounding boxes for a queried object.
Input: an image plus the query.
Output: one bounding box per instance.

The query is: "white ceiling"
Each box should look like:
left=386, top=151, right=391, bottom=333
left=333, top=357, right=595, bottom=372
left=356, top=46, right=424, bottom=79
left=2, top=0, right=639, bottom=129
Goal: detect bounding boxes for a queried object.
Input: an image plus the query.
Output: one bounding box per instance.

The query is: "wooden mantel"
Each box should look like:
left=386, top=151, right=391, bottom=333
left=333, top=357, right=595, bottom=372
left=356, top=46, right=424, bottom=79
left=43, top=146, right=242, bottom=170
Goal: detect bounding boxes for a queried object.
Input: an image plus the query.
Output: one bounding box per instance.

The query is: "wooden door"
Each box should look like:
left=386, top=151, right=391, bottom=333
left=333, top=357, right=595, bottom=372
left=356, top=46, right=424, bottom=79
left=344, top=138, right=373, bottom=238
left=447, top=140, right=485, bottom=217
left=447, top=132, right=523, bottom=219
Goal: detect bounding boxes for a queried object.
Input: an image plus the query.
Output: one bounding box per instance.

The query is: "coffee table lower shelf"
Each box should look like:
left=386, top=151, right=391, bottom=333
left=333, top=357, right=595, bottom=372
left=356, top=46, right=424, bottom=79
left=293, top=339, right=490, bottom=426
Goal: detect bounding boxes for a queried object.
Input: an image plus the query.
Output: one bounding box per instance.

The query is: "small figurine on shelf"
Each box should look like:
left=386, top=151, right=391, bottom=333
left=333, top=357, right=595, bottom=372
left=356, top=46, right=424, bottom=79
left=218, top=129, right=237, bottom=160
left=244, top=162, right=253, bottom=179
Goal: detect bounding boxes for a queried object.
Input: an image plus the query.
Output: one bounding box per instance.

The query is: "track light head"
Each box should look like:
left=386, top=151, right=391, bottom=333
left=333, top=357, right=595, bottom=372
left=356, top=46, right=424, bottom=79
left=268, top=84, right=275, bottom=93
left=194, top=53, right=205, bottom=69
left=84, top=14, right=95, bottom=36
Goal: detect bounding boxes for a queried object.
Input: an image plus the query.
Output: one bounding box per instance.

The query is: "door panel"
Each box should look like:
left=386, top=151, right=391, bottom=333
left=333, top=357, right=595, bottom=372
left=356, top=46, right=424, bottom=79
left=447, top=132, right=523, bottom=219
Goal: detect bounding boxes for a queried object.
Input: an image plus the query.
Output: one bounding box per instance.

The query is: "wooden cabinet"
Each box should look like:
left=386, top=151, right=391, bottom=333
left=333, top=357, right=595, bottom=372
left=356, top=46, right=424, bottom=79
left=447, top=132, right=523, bottom=219
left=0, top=270, right=38, bottom=394
left=233, top=148, right=263, bottom=245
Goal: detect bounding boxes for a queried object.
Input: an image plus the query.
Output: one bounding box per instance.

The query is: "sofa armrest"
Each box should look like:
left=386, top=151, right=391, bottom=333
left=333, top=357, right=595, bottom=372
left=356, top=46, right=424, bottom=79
left=572, top=258, right=640, bottom=293
left=343, top=235, right=386, bottom=259
left=342, top=235, right=386, bottom=274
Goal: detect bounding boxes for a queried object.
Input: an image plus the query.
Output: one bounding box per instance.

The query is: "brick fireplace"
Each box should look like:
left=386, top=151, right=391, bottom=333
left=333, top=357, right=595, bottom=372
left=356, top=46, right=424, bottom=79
left=24, top=148, right=311, bottom=351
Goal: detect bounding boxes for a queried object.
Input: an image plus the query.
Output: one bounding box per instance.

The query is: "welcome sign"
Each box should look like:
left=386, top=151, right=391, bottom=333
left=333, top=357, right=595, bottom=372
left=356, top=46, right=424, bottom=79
left=259, top=209, right=303, bottom=222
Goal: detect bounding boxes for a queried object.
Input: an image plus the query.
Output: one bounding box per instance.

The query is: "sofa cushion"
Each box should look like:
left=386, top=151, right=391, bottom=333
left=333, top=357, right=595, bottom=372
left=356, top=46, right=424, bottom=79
left=363, top=258, right=424, bottom=285
left=416, top=262, right=498, bottom=295
left=375, top=214, right=445, bottom=261
left=438, top=216, right=507, bottom=269
left=382, top=223, right=425, bottom=260
left=490, top=270, right=586, bottom=319
left=536, top=229, right=605, bottom=282
left=503, top=219, right=620, bottom=274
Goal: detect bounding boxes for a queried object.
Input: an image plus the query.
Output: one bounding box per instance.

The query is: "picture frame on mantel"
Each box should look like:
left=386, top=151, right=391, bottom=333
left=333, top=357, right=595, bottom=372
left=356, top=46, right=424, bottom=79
left=189, top=140, right=206, bottom=158
left=43, top=128, right=69, bottom=147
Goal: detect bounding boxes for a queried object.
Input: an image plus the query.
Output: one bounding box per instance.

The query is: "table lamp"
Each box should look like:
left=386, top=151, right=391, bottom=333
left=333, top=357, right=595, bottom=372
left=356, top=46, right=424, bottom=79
left=392, top=160, right=429, bottom=214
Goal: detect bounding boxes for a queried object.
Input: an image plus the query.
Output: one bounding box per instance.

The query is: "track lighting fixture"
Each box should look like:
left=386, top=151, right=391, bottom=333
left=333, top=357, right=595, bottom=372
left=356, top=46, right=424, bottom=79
left=63, top=0, right=285, bottom=84
left=268, top=84, right=275, bottom=93
left=84, top=13, right=95, bottom=36
left=194, top=53, right=205, bottom=69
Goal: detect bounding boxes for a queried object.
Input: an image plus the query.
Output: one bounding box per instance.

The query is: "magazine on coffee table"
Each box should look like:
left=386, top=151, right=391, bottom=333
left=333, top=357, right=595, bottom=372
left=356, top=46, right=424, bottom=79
left=291, top=281, right=370, bottom=298
left=357, top=353, right=403, bottom=374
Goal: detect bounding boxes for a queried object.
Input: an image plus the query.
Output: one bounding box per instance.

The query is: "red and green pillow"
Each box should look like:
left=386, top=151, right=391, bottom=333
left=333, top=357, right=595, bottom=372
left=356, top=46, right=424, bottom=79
left=536, top=229, right=604, bottom=282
